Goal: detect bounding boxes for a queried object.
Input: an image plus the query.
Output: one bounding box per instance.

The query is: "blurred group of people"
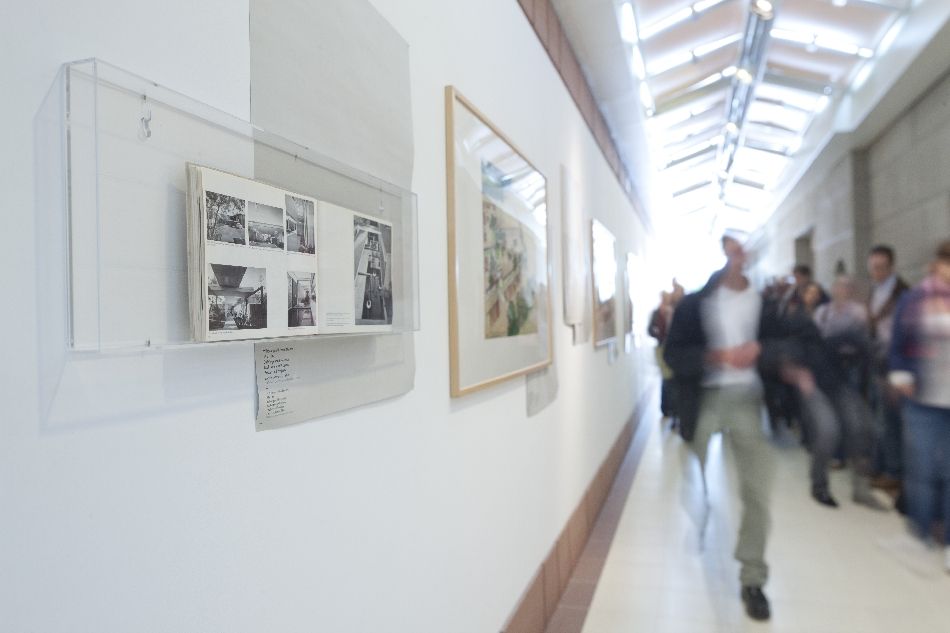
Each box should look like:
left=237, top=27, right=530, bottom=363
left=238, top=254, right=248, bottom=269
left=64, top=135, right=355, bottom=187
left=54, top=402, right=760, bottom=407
left=650, top=235, right=950, bottom=621
left=648, top=280, right=684, bottom=425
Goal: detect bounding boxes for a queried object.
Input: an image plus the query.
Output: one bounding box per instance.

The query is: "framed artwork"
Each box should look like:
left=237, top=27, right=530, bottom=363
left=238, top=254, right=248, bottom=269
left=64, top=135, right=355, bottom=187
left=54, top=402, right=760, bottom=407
left=445, top=86, right=553, bottom=397
left=591, top=219, right=617, bottom=347
left=623, top=252, right=636, bottom=353
left=560, top=165, right=590, bottom=329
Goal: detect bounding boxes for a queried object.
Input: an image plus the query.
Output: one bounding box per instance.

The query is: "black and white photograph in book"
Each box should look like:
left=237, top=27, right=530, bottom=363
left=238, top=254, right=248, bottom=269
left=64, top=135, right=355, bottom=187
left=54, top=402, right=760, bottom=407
left=206, top=190, right=246, bottom=245
left=247, top=201, right=285, bottom=250
left=287, top=271, right=316, bottom=328
left=285, top=195, right=315, bottom=254
left=207, top=263, right=267, bottom=331
left=353, top=216, right=393, bottom=325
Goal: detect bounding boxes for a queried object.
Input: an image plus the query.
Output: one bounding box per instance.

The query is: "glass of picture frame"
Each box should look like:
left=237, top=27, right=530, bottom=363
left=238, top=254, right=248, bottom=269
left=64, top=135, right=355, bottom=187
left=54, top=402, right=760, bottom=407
left=591, top=219, right=618, bottom=347
left=444, top=86, right=553, bottom=397
left=624, top=252, right=636, bottom=353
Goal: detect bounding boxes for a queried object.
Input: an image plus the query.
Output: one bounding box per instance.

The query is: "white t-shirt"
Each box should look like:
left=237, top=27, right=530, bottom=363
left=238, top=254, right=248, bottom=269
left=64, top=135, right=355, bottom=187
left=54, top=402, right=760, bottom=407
left=702, top=283, right=763, bottom=387
left=919, top=310, right=950, bottom=409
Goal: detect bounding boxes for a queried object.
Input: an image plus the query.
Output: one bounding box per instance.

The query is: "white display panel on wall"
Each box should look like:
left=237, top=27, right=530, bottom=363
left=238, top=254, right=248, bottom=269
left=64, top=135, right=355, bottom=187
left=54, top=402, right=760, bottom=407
left=36, top=59, right=420, bottom=426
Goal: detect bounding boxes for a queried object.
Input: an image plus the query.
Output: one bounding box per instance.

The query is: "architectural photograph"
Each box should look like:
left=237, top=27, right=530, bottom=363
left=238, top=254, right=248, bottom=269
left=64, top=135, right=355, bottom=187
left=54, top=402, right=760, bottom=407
left=285, top=194, right=315, bottom=254
left=287, top=271, right=316, bottom=327
left=247, top=201, right=285, bottom=250
left=353, top=215, right=393, bottom=325
left=207, top=263, right=267, bottom=331
left=205, top=190, right=246, bottom=245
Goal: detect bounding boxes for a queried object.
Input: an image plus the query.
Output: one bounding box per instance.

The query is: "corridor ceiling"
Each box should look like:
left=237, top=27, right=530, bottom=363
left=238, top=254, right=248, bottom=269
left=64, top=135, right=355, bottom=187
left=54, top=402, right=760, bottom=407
left=551, top=0, right=924, bottom=233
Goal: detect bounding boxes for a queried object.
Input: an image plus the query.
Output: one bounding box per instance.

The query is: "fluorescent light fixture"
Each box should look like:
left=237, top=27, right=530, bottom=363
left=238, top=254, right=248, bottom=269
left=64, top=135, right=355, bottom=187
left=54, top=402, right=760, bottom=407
left=722, top=65, right=738, bottom=77
left=752, top=0, right=774, bottom=17
left=734, top=175, right=769, bottom=190
left=620, top=2, right=638, bottom=43
left=770, top=28, right=814, bottom=45
left=639, top=6, right=693, bottom=40
left=814, top=35, right=859, bottom=56
left=787, top=137, right=803, bottom=154
left=693, top=32, right=743, bottom=57
left=852, top=62, right=874, bottom=91
left=690, top=72, right=724, bottom=90
left=640, top=82, right=656, bottom=112
left=832, top=0, right=847, bottom=6
left=657, top=108, right=694, bottom=127
left=693, top=0, right=728, bottom=12
left=773, top=28, right=874, bottom=58
left=630, top=47, right=646, bottom=80
left=736, top=68, right=754, bottom=84
left=648, top=49, right=695, bottom=75
left=816, top=94, right=830, bottom=112
left=672, top=179, right=714, bottom=197
left=878, top=16, right=906, bottom=56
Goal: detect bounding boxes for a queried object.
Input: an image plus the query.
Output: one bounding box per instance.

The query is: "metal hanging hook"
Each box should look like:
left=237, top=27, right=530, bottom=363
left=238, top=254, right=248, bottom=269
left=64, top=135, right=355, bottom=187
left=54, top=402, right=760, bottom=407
left=140, top=95, right=152, bottom=139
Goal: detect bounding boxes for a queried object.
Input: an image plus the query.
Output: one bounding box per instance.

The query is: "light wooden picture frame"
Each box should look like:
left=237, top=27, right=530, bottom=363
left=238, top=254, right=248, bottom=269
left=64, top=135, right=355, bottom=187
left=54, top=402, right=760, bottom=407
left=445, top=86, right=553, bottom=397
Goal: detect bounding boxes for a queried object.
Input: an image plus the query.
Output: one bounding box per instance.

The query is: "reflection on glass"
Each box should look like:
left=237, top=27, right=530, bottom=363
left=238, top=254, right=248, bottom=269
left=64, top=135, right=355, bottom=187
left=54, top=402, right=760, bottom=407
left=592, top=219, right=618, bottom=345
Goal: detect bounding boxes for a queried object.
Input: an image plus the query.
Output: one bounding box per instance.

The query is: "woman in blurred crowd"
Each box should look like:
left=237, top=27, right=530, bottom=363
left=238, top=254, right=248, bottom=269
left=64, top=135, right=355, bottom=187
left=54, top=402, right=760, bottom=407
left=813, top=275, right=870, bottom=393
left=649, top=291, right=676, bottom=420
left=888, top=239, right=950, bottom=573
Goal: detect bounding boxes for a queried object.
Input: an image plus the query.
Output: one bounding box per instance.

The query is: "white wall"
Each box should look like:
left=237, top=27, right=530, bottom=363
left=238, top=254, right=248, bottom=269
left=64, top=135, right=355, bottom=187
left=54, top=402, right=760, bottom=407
left=0, top=1, right=651, bottom=632
left=752, top=148, right=856, bottom=287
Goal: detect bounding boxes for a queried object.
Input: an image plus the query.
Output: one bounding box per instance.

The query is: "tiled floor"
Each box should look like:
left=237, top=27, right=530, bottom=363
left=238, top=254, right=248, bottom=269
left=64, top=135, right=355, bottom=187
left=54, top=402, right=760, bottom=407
left=566, top=405, right=950, bottom=633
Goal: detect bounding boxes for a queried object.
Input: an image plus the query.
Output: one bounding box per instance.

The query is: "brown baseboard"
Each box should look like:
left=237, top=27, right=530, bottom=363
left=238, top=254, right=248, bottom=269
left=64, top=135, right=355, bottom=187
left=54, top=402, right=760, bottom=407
left=501, top=385, right=654, bottom=633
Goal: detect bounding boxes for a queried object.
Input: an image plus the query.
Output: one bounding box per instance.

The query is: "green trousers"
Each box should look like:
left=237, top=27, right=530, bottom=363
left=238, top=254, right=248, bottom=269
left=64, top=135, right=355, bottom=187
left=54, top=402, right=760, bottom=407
left=691, top=384, right=773, bottom=588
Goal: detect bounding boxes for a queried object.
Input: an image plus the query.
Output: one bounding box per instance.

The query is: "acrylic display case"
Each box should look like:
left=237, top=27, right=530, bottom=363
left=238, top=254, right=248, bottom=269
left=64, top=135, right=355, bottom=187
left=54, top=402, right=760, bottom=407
left=35, top=59, right=419, bottom=425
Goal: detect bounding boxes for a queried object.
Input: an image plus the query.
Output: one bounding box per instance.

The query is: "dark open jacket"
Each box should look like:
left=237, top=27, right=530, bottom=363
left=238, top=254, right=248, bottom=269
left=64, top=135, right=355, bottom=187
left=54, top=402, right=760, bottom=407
left=663, top=271, right=787, bottom=441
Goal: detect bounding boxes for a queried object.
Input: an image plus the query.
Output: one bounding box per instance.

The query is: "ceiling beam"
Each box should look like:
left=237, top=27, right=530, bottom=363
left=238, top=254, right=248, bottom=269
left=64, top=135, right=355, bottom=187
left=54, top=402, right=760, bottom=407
left=653, top=77, right=731, bottom=116
left=744, top=138, right=791, bottom=156
left=666, top=143, right=717, bottom=169
left=672, top=179, right=714, bottom=198
left=762, top=71, right=833, bottom=96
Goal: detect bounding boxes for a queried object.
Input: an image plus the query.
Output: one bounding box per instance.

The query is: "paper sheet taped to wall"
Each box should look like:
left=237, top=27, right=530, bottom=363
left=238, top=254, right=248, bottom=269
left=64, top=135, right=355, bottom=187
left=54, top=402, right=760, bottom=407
left=254, top=334, right=414, bottom=429
left=250, top=0, right=416, bottom=428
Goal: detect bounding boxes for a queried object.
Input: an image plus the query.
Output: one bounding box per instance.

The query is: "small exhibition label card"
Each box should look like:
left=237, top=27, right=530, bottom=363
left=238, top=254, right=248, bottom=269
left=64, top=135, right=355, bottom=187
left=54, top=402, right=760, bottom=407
left=255, top=343, right=301, bottom=428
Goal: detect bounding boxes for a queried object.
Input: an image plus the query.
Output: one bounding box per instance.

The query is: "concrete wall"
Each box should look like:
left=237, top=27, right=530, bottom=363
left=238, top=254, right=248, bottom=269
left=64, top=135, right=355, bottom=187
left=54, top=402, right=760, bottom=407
left=0, top=1, right=653, bottom=632
left=752, top=149, right=856, bottom=286
left=755, top=66, right=950, bottom=288
left=867, top=68, right=950, bottom=282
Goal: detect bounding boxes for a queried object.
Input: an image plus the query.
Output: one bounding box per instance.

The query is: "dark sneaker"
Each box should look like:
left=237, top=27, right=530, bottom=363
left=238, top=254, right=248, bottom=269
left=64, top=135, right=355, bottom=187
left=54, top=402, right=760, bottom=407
left=741, top=586, right=771, bottom=621
left=811, top=485, right=839, bottom=508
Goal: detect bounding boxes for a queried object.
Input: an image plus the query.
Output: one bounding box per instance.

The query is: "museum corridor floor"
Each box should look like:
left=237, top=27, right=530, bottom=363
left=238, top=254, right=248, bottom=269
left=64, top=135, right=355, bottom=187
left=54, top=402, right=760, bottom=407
left=547, top=390, right=950, bottom=633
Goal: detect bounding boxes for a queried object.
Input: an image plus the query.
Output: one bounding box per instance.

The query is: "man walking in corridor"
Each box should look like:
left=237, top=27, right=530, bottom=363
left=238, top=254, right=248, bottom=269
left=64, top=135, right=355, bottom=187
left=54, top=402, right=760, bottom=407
left=664, top=233, right=780, bottom=621
left=866, top=244, right=909, bottom=492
